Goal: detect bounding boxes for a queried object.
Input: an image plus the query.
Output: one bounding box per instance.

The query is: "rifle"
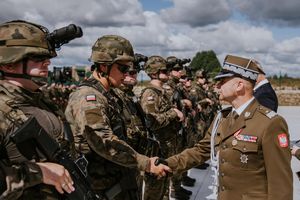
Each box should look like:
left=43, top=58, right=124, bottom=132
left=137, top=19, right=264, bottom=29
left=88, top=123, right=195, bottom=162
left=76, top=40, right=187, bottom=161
left=10, top=116, right=104, bottom=200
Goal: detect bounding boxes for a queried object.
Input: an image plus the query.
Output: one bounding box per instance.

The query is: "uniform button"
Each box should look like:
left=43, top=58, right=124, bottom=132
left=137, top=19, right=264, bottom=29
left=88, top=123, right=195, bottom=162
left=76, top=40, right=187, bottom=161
left=222, top=144, right=227, bottom=149
left=221, top=186, right=225, bottom=191
left=243, top=147, right=247, bottom=151
left=221, top=158, right=225, bottom=163
left=221, top=172, right=225, bottom=177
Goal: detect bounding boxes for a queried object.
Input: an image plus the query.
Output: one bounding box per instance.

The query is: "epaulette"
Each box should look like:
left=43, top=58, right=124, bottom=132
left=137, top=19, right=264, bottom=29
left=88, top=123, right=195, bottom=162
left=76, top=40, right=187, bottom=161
left=257, top=105, right=278, bottom=119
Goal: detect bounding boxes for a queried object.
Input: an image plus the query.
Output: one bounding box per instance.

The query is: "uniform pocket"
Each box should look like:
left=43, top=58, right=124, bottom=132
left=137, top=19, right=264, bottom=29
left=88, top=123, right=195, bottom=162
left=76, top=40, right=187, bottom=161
left=233, top=141, right=258, bottom=153
left=230, top=141, right=262, bottom=170
left=242, top=193, right=267, bottom=200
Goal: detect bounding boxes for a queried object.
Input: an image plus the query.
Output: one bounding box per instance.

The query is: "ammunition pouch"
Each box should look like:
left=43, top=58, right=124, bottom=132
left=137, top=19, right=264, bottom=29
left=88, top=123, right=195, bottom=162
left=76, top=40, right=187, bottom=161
left=137, top=137, right=160, bottom=157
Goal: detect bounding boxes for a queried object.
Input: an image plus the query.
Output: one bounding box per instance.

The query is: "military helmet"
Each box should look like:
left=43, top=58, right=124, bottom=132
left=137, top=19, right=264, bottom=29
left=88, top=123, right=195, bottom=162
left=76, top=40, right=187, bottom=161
left=166, top=56, right=181, bottom=69
left=144, top=55, right=167, bottom=75
left=90, top=35, right=134, bottom=64
left=0, top=20, right=56, bottom=65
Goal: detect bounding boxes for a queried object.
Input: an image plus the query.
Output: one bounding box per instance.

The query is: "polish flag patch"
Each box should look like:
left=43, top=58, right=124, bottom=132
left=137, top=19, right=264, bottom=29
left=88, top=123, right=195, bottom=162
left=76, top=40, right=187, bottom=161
left=278, top=133, right=288, bottom=148
left=86, top=95, right=96, bottom=101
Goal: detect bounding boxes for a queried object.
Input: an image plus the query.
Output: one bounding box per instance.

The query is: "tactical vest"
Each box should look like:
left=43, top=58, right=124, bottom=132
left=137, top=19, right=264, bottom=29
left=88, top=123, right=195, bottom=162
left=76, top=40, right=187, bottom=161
left=141, top=87, right=178, bottom=143
left=0, top=81, right=72, bottom=199
left=79, top=79, right=138, bottom=198
left=80, top=78, right=127, bottom=141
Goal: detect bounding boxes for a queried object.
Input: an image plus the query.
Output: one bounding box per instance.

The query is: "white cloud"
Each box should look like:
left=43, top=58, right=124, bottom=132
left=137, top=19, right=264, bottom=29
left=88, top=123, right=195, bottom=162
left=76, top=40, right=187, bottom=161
left=0, top=0, right=145, bottom=28
left=160, top=0, right=232, bottom=27
left=232, top=0, right=300, bottom=26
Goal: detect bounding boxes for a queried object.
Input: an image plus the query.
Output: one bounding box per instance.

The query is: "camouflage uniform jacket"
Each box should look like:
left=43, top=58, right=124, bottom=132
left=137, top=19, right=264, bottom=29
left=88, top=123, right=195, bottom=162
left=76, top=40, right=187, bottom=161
left=0, top=80, right=70, bottom=200
left=163, top=78, right=184, bottom=107
left=140, top=84, right=179, bottom=157
left=65, top=78, right=149, bottom=191
left=113, top=87, right=148, bottom=154
left=167, top=99, right=292, bottom=200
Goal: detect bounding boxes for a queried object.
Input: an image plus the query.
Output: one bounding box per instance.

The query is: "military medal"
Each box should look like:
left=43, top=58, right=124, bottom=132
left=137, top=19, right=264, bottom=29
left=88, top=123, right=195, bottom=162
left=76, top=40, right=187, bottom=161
left=232, top=139, right=238, bottom=146
left=240, top=154, right=248, bottom=164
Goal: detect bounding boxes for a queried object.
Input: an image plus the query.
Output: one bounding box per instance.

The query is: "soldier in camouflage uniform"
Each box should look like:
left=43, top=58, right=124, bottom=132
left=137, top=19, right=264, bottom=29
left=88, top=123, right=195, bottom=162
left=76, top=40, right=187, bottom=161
left=65, top=35, right=170, bottom=200
left=113, top=59, right=160, bottom=199
left=0, top=20, right=76, bottom=199
left=190, top=70, right=213, bottom=142
left=162, top=57, right=195, bottom=199
left=140, top=56, right=184, bottom=200
left=190, top=70, right=221, bottom=170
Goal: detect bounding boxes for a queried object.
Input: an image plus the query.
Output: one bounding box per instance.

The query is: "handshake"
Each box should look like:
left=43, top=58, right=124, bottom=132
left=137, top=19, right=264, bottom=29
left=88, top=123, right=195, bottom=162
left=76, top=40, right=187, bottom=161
left=148, top=157, right=172, bottom=178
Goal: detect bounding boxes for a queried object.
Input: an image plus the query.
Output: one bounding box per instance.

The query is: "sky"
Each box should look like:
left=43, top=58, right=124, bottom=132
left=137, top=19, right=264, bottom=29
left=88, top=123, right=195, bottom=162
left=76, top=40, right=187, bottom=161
left=1, top=0, right=300, bottom=77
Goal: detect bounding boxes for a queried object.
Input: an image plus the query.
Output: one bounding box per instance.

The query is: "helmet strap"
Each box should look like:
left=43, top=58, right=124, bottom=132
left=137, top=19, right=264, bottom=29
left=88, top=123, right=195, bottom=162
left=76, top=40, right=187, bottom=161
left=0, top=59, right=47, bottom=86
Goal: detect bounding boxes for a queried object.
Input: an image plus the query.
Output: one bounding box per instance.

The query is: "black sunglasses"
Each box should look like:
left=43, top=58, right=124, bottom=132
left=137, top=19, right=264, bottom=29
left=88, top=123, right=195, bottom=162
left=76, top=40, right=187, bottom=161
left=181, top=75, right=187, bottom=79
left=172, top=68, right=182, bottom=72
left=159, top=69, right=168, bottom=74
left=116, top=63, right=130, bottom=73
left=28, top=55, right=51, bottom=62
left=128, top=70, right=137, bottom=75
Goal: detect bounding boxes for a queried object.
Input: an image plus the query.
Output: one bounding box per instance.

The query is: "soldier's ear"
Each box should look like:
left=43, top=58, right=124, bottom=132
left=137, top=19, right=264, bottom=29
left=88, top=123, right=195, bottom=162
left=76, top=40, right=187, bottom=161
left=0, top=63, right=20, bottom=73
left=99, top=64, right=108, bottom=73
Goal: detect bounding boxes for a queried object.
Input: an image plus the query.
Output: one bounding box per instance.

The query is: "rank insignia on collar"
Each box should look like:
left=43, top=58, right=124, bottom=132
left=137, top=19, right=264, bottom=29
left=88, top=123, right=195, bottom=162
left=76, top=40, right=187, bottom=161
left=278, top=133, right=288, bottom=148
left=86, top=94, right=96, bottom=101
left=244, top=112, right=251, bottom=118
left=240, top=154, right=248, bottom=164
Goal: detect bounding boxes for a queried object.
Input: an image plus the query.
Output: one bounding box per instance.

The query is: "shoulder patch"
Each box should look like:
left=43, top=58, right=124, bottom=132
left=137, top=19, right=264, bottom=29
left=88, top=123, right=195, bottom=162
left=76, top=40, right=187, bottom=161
left=86, top=94, right=96, bottom=101
left=278, top=133, right=288, bottom=148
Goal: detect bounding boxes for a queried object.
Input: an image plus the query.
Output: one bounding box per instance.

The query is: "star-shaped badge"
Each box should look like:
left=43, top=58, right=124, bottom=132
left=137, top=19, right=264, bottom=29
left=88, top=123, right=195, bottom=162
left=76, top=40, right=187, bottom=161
left=240, top=154, right=248, bottom=164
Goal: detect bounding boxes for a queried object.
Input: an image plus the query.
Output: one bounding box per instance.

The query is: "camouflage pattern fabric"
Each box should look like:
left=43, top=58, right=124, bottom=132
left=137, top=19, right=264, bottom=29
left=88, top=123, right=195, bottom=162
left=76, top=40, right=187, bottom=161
left=65, top=78, right=149, bottom=199
left=140, top=84, right=179, bottom=200
left=0, top=20, right=56, bottom=65
left=0, top=80, right=71, bottom=199
left=0, top=162, right=42, bottom=200
left=90, top=35, right=134, bottom=64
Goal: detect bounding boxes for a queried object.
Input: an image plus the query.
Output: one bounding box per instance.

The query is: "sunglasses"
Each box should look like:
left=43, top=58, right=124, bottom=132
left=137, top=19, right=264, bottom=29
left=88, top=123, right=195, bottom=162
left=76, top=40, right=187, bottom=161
left=159, top=69, right=168, bottom=74
left=172, top=68, right=182, bottom=72
left=28, top=55, right=51, bottom=62
left=181, top=76, right=187, bottom=79
left=116, top=63, right=130, bottom=73
left=128, top=70, right=137, bottom=75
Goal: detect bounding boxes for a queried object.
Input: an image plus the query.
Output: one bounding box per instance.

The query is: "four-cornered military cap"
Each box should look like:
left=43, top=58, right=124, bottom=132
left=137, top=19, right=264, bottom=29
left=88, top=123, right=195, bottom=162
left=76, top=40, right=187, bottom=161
left=214, top=55, right=260, bottom=81
left=252, top=59, right=266, bottom=75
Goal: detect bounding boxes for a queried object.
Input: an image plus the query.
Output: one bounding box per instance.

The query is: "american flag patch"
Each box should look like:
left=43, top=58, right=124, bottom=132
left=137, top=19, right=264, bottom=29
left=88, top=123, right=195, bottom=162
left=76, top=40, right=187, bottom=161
left=86, top=95, right=96, bottom=101
left=235, top=134, right=258, bottom=143
left=278, top=133, right=288, bottom=148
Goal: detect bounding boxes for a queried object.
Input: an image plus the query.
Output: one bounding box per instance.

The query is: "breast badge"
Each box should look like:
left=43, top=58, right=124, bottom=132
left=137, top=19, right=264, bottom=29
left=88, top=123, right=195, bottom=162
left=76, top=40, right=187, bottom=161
left=240, top=154, right=248, bottom=164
